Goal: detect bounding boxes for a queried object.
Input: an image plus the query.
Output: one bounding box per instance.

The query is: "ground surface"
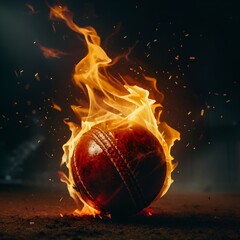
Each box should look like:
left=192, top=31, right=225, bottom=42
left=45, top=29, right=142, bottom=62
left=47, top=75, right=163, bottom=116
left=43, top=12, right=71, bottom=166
left=0, top=184, right=239, bottom=240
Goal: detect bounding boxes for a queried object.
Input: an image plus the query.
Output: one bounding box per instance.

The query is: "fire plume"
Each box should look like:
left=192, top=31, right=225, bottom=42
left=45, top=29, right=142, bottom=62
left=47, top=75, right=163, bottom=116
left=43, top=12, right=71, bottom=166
left=50, top=5, right=180, bottom=217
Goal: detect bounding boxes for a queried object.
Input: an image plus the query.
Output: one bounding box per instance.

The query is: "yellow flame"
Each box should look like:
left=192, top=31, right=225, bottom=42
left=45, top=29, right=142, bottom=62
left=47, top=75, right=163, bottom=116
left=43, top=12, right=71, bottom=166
left=50, top=5, right=180, bottom=217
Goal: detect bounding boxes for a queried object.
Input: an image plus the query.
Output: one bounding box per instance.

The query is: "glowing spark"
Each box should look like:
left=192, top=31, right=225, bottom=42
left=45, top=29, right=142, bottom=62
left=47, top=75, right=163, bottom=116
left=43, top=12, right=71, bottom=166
left=34, top=72, right=40, bottom=81
left=25, top=4, right=37, bottom=14
left=38, top=44, right=68, bottom=59
left=52, top=23, right=56, bottom=32
left=52, top=103, right=62, bottom=112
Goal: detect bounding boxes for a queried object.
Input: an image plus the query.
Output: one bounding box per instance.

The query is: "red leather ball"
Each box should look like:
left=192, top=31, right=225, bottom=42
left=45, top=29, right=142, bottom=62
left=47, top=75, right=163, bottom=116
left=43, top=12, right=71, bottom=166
left=71, top=123, right=166, bottom=216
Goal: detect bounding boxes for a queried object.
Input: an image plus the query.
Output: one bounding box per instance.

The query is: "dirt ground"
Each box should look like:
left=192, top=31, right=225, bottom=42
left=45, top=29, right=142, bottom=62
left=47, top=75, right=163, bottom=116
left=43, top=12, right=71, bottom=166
left=0, top=184, right=239, bottom=240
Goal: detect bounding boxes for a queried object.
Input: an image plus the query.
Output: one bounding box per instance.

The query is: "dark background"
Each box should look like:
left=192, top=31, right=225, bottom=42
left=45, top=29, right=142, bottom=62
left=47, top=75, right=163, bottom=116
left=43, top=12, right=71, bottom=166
left=0, top=0, right=239, bottom=193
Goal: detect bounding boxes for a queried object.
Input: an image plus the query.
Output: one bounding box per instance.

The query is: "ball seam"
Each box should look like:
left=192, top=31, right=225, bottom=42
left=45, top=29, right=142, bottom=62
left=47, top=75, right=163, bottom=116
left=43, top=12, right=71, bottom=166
left=91, top=127, right=146, bottom=211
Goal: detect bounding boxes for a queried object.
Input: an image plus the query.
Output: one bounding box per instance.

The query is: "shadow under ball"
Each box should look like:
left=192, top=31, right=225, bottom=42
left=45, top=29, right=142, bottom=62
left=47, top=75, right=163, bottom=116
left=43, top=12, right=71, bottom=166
left=71, top=124, right=166, bottom=216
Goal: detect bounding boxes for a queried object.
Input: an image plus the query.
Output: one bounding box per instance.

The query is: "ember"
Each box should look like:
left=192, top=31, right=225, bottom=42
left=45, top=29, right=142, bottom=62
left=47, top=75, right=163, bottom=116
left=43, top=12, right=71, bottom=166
left=38, top=43, right=68, bottom=59
left=49, top=5, right=180, bottom=217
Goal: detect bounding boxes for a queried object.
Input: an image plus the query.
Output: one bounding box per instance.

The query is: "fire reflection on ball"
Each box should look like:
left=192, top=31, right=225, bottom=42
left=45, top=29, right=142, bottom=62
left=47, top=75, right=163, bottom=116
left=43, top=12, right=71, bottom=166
left=71, top=123, right=166, bottom=216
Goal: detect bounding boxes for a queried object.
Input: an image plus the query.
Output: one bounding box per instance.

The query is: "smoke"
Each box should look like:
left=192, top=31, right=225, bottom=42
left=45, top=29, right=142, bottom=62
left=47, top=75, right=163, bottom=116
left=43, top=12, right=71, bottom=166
left=0, top=135, right=45, bottom=184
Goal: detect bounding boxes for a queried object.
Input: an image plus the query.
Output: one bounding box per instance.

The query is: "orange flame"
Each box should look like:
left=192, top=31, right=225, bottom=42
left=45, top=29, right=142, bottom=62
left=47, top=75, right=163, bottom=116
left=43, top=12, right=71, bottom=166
left=50, top=5, right=180, bottom=217
left=38, top=44, right=68, bottom=59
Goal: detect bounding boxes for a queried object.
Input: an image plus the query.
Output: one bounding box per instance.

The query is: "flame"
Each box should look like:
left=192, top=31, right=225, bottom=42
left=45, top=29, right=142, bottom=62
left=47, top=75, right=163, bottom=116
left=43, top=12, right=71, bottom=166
left=50, top=5, right=180, bottom=217
left=38, top=44, right=68, bottom=59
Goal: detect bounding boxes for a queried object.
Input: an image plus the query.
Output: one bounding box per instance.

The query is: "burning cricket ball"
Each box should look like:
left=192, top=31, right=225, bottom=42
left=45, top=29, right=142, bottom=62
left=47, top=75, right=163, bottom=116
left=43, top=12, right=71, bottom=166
left=50, top=5, right=180, bottom=218
left=71, top=123, right=166, bottom=216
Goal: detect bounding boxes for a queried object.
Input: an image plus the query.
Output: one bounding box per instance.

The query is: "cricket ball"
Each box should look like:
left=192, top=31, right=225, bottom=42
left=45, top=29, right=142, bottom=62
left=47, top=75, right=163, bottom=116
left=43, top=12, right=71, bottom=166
left=71, top=123, right=166, bottom=216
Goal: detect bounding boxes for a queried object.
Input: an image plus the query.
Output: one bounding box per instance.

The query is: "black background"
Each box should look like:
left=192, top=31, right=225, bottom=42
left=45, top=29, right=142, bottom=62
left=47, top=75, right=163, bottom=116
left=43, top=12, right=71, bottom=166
left=0, top=0, right=239, bottom=192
